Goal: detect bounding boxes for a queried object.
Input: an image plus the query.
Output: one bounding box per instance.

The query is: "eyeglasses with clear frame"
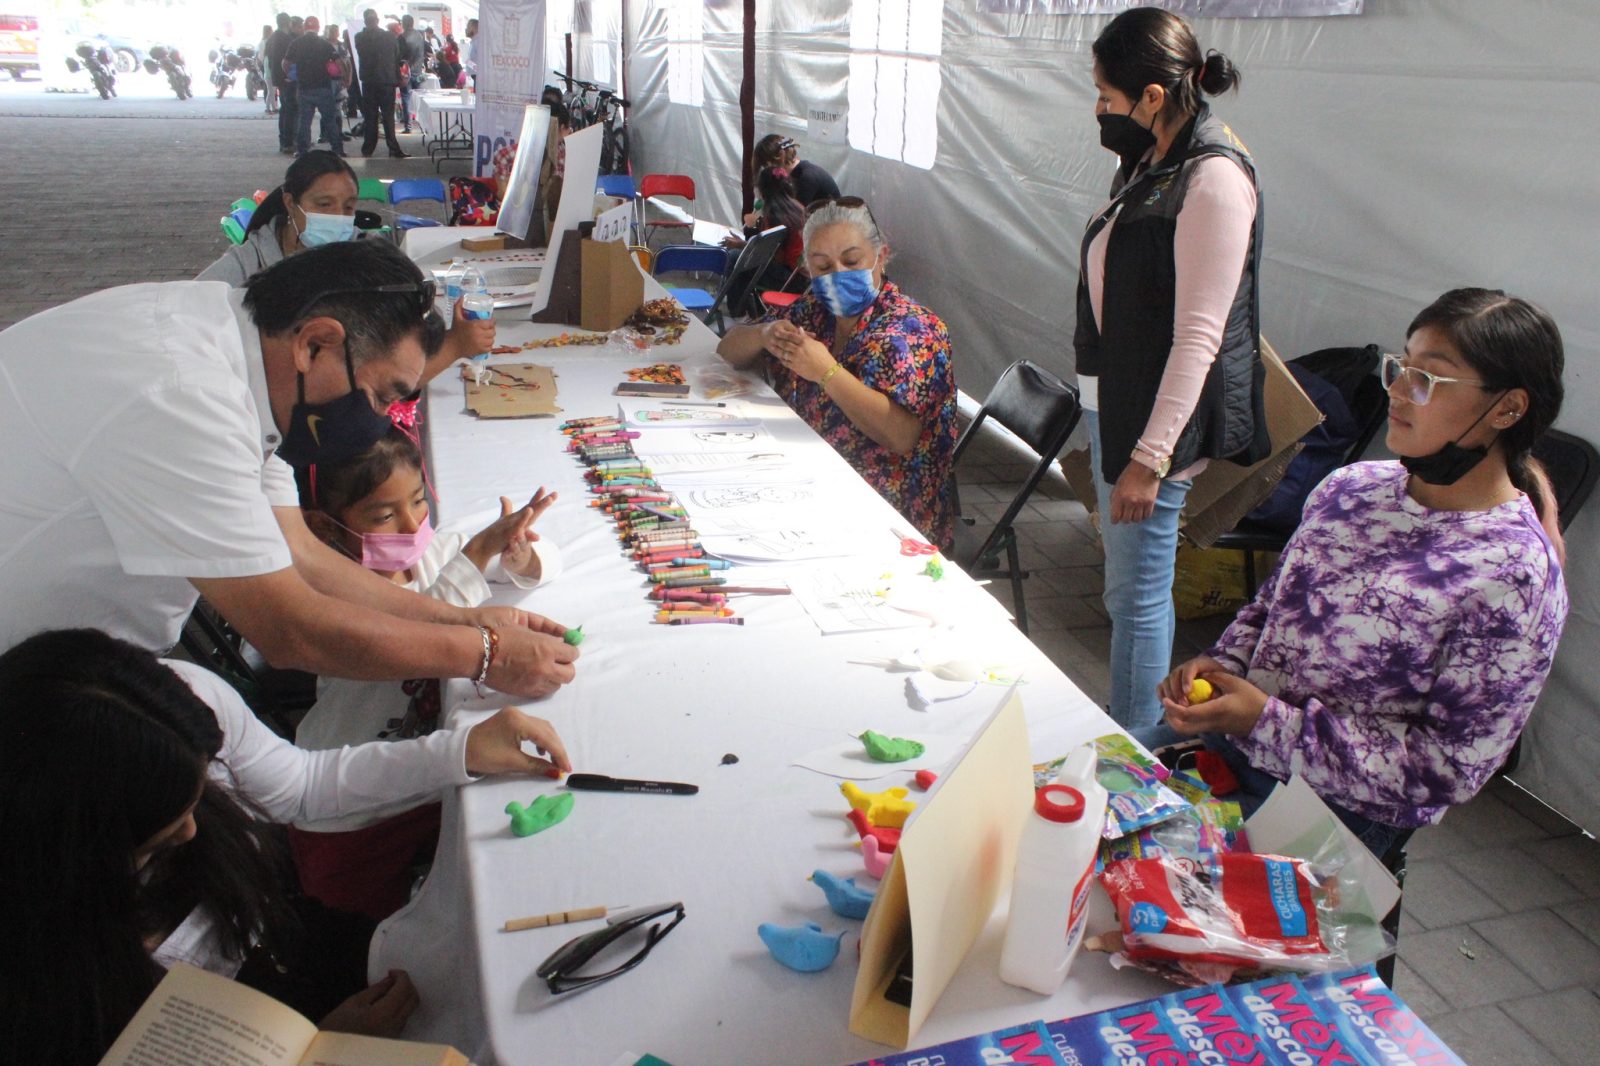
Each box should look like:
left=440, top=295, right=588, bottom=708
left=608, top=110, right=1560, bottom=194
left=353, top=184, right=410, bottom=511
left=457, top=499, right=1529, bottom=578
left=535, top=902, right=686, bottom=994
left=1380, top=352, right=1490, bottom=407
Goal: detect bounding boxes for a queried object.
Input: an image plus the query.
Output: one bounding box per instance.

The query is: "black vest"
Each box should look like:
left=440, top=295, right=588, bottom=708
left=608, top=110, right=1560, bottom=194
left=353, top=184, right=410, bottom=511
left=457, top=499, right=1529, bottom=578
left=1074, top=105, right=1270, bottom=483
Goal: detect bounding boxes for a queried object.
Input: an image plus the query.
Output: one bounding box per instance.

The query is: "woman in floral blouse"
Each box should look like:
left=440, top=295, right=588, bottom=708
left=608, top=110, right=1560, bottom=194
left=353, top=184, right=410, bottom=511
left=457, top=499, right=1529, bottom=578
left=1142, top=289, right=1569, bottom=857
left=716, top=199, right=958, bottom=548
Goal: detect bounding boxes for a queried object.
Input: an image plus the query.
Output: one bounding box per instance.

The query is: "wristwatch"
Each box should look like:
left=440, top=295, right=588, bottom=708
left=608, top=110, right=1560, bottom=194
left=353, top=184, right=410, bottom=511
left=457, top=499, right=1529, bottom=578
left=1133, top=447, right=1171, bottom=479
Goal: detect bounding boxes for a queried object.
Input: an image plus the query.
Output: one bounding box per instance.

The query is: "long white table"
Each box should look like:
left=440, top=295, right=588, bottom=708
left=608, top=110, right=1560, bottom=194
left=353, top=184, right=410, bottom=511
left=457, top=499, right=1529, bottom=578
left=414, top=91, right=474, bottom=168
left=373, top=228, right=1169, bottom=1065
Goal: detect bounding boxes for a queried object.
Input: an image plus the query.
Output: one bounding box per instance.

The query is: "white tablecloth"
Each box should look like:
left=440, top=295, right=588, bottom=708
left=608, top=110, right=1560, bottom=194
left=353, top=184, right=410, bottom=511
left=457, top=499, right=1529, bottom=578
left=373, top=229, right=1169, bottom=1064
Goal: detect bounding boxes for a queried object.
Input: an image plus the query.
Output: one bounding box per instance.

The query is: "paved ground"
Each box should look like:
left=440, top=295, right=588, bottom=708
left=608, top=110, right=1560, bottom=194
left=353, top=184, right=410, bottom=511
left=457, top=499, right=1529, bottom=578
left=4, top=81, right=1599, bottom=1065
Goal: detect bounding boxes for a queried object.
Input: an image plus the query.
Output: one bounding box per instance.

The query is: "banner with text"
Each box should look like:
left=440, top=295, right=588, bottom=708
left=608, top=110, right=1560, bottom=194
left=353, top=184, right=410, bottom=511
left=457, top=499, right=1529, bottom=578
left=475, top=0, right=548, bottom=178
left=975, top=0, right=1361, bottom=14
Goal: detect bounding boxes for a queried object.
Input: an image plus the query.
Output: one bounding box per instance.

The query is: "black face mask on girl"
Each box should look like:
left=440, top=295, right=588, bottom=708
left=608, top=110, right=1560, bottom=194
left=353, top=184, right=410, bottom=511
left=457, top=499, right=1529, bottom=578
left=1399, top=390, right=1509, bottom=486
left=1097, top=100, right=1157, bottom=162
left=275, top=341, right=394, bottom=470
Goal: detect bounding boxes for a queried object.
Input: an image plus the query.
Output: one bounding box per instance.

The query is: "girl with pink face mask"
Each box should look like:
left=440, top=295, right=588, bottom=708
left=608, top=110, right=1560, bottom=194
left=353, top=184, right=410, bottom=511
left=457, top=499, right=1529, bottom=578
left=291, top=427, right=563, bottom=920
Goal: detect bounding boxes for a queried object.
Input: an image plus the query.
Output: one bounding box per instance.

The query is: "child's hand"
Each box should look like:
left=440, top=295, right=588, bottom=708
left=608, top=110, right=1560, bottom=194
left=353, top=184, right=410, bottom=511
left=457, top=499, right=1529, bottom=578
left=465, top=706, right=572, bottom=777
left=463, top=489, right=557, bottom=574
left=321, top=970, right=419, bottom=1038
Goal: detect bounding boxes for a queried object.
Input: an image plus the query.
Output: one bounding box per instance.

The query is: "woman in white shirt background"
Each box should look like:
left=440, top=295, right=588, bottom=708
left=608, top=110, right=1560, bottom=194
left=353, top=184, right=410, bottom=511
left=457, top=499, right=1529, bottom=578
left=0, top=628, right=570, bottom=1065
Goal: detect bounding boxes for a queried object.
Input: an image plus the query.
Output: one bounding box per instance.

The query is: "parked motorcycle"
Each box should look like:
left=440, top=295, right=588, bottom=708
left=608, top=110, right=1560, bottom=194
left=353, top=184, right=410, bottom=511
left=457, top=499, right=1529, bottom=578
left=144, top=44, right=192, bottom=100
left=207, top=47, right=237, bottom=98
left=64, top=41, right=116, bottom=99
left=236, top=44, right=266, bottom=102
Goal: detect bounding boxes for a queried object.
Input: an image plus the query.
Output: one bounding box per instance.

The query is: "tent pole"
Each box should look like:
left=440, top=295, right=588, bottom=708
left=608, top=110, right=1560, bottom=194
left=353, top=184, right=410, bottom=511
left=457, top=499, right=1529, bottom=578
left=740, top=0, right=756, bottom=216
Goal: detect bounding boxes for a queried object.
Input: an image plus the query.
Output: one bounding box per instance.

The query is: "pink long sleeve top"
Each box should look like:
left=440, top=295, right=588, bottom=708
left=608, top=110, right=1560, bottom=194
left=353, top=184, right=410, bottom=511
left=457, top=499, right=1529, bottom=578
left=1081, top=154, right=1258, bottom=480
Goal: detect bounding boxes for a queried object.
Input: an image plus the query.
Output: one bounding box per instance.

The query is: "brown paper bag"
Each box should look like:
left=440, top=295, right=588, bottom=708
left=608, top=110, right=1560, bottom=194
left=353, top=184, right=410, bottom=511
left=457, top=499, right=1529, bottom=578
left=1061, top=339, right=1322, bottom=549
left=580, top=238, right=644, bottom=332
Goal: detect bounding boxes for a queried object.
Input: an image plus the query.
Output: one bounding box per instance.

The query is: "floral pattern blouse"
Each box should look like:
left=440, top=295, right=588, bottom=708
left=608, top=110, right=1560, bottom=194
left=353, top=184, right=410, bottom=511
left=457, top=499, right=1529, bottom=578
left=765, top=281, right=958, bottom=549
left=1211, top=461, right=1568, bottom=828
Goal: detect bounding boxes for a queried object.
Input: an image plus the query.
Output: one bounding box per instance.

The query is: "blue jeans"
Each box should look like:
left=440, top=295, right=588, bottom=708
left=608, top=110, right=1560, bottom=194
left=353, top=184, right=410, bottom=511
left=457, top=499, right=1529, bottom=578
left=399, top=74, right=420, bottom=129
left=1130, top=721, right=1407, bottom=859
left=295, top=86, right=343, bottom=155
left=1085, top=409, right=1192, bottom=730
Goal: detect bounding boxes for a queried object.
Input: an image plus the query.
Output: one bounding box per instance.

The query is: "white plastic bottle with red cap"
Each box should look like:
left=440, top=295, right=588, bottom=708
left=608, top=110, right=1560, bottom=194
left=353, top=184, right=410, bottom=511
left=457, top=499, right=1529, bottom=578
left=999, top=743, right=1108, bottom=994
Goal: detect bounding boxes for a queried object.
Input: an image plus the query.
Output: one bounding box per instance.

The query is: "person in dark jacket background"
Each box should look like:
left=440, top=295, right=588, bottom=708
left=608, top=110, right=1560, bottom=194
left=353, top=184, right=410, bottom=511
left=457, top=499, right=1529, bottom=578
left=1073, top=6, right=1266, bottom=728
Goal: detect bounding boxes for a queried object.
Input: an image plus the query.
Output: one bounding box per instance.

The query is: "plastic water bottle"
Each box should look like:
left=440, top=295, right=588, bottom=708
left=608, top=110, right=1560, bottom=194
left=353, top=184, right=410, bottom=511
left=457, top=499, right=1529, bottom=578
left=458, top=266, right=494, bottom=381
left=999, top=744, right=1108, bottom=994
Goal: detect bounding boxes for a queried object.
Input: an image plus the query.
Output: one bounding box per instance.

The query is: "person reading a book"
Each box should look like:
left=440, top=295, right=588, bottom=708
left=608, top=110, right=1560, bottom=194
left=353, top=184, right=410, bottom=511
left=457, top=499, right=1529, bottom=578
left=1141, top=289, right=1570, bottom=858
left=197, top=150, right=494, bottom=387
left=0, top=627, right=573, bottom=1065
left=716, top=199, right=959, bottom=550
left=290, top=426, right=563, bottom=920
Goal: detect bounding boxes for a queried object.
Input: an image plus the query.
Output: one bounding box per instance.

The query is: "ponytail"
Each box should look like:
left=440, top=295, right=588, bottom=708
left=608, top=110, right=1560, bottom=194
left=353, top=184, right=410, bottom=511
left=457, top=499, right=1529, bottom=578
left=246, top=150, right=359, bottom=238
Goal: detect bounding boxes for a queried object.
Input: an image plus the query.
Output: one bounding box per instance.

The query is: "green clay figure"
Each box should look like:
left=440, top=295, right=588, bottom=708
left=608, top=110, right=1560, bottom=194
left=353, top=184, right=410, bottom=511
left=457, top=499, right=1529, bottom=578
left=506, top=792, right=575, bottom=837
left=922, top=557, right=944, bottom=581
left=564, top=625, right=585, bottom=647
left=860, top=730, right=925, bottom=763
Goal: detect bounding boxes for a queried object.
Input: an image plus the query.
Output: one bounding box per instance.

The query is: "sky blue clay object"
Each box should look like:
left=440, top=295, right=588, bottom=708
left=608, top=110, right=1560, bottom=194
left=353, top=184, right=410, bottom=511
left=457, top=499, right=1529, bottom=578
left=505, top=792, right=574, bottom=837
left=758, top=921, right=846, bottom=972
left=811, top=869, right=876, bottom=920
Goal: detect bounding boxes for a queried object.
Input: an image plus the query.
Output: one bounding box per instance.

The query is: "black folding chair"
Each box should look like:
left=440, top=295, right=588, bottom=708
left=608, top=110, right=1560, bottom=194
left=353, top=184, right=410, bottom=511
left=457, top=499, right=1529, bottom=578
left=950, top=360, right=1082, bottom=634
left=705, top=225, right=787, bottom=334
left=1211, top=347, right=1390, bottom=597
left=179, top=599, right=315, bottom=739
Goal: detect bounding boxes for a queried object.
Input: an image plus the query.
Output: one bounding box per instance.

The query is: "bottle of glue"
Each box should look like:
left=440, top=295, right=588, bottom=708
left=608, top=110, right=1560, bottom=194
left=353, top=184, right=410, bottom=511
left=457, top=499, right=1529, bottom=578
left=999, top=744, right=1108, bottom=994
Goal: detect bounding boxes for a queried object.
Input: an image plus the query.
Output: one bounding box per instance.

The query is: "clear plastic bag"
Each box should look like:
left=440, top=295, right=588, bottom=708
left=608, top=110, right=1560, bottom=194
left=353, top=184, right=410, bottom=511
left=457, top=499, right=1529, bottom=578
left=1097, top=843, right=1396, bottom=986
left=694, top=364, right=753, bottom=400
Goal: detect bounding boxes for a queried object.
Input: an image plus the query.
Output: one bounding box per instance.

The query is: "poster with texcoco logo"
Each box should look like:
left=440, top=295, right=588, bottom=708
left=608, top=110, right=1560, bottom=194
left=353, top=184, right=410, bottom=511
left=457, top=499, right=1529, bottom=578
left=475, top=0, right=547, bottom=178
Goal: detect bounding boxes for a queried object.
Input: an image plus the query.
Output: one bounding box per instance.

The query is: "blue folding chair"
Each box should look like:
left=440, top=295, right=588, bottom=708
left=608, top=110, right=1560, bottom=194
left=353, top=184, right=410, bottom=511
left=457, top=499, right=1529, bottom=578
left=652, top=244, right=728, bottom=314
left=388, top=178, right=448, bottom=230
left=596, top=174, right=636, bottom=199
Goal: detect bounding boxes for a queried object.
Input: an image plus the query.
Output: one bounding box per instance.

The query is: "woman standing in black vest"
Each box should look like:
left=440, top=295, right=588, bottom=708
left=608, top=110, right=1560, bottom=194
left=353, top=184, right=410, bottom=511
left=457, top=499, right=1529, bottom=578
left=1075, top=7, right=1268, bottom=728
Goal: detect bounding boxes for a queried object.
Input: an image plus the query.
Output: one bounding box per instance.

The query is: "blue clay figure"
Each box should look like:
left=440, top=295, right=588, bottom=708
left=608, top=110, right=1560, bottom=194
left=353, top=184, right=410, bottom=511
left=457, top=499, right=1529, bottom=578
left=811, top=869, right=876, bottom=920
left=758, top=921, right=846, bottom=972
left=506, top=792, right=575, bottom=837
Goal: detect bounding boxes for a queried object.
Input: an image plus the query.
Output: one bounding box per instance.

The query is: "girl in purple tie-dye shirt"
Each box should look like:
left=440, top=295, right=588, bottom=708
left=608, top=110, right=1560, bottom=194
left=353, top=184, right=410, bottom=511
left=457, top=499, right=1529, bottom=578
left=1151, top=289, right=1569, bottom=854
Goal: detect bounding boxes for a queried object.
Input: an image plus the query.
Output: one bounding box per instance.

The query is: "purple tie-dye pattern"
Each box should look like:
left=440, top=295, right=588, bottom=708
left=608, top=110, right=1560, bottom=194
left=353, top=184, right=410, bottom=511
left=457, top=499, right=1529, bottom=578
left=1210, top=461, right=1568, bottom=828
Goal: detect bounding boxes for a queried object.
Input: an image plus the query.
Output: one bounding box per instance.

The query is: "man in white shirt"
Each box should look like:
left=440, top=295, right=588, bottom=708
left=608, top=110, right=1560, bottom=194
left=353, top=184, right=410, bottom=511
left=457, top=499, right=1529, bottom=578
left=0, top=240, right=577, bottom=698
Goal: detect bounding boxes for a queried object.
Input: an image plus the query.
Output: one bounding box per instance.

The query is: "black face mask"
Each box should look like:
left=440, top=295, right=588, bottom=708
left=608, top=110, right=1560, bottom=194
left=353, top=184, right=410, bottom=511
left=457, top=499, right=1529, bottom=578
left=1399, top=390, right=1508, bottom=486
left=276, top=341, right=393, bottom=470
left=1098, top=100, right=1156, bottom=162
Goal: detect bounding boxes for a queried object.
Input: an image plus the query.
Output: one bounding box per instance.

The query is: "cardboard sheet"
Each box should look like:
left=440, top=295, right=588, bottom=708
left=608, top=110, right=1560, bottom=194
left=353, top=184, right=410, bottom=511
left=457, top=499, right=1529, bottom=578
left=461, top=362, right=562, bottom=419
left=849, top=689, right=1034, bottom=1048
left=1062, top=340, right=1323, bottom=549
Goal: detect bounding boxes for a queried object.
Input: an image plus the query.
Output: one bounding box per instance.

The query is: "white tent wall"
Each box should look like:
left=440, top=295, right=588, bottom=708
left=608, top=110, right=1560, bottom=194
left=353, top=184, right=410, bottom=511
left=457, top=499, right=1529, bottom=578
left=611, top=0, right=1600, bottom=827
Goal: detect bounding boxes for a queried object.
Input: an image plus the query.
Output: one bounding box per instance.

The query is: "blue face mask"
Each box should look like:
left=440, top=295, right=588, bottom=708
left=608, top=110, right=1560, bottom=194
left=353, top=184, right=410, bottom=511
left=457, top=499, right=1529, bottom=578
left=811, top=268, right=880, bottom=317
left=296, top=208, right=357, bottom=248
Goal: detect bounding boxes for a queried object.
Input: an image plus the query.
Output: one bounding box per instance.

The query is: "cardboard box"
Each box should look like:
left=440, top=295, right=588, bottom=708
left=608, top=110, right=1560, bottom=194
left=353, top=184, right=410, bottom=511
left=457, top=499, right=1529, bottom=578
left=580, top=237, right=645, bottom=332
left=1061, top=340, right=1322, bottom=549
left=459, top=235, right=507, bottom=252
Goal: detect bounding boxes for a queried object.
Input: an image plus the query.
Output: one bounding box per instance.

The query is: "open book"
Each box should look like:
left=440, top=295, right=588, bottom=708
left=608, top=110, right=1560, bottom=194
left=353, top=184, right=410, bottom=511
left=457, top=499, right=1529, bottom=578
left=100, top=963, right=467, bottom=1066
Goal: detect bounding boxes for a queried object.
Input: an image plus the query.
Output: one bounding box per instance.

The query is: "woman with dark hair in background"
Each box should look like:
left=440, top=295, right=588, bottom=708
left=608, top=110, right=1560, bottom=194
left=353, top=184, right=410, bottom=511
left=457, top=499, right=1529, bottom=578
left=1142, top=289, right=1569, bottom=857
left=1075, top=6, right=1265, bottom=729
left=724, top=165, right=807, bottom=293
left=0, top=628, right=571, bottom=1064
left=198, top=151, right=493, bottom=386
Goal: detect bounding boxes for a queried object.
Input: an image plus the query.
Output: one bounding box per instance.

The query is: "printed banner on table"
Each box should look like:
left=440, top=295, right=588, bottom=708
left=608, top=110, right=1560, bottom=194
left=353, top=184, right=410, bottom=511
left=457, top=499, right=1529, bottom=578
left=850, top=966, right=1464, bottom=1066
left=474, top=0, right=547, bottom=178
left=975, top=0, right=1361, bottom=15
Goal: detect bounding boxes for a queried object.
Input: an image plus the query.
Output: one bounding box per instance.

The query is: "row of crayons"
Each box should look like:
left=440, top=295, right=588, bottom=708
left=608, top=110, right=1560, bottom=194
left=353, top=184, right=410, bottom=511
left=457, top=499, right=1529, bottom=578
left=562, top=413, right=758, bottom=627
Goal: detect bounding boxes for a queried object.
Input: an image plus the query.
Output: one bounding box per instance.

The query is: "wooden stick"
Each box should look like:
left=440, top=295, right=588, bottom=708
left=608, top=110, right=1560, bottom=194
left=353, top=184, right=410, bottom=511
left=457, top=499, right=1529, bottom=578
left=502, top=904, right=609, bottom=932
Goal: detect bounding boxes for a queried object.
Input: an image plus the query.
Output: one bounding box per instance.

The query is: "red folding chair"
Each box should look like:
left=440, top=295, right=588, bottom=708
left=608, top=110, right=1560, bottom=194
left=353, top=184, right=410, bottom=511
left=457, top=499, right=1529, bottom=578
left=639, top=173, right=695, bottom=244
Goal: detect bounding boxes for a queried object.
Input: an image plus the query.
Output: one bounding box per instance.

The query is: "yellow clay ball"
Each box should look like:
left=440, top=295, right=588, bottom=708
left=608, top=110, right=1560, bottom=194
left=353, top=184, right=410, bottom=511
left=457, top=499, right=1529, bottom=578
left=1188, top=678, right=1214, bottom=704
